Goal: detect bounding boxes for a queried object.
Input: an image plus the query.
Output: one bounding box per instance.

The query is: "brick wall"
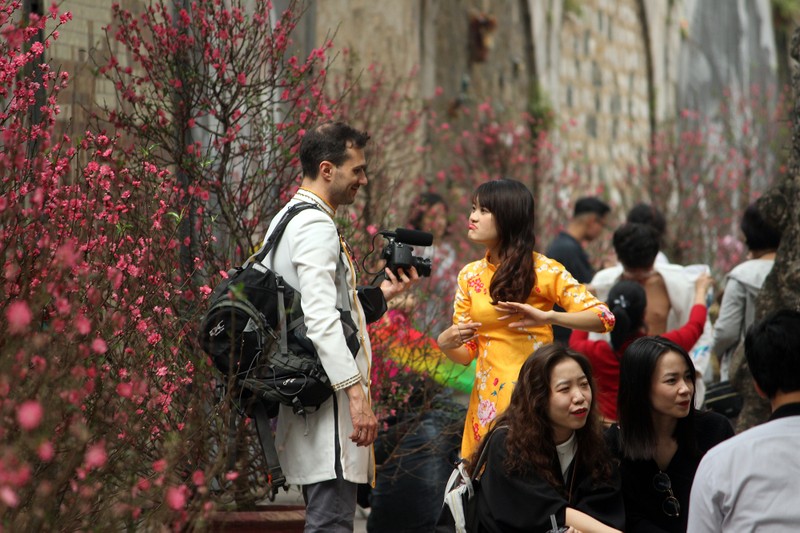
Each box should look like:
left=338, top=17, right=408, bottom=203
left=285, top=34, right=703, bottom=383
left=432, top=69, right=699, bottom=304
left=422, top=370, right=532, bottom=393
left=46, top=0, right=147, bottom=137
left=555, top=0, right=652, bottom=207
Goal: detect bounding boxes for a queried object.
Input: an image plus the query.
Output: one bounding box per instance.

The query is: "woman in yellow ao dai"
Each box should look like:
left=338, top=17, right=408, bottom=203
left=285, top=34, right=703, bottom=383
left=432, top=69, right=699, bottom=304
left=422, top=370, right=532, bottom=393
left=437, top=179, right=615, bottom=459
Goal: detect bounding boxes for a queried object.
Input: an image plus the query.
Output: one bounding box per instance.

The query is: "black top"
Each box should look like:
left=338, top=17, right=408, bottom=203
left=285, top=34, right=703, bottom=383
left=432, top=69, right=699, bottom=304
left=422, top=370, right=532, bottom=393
left=605, top=410, right=734, bottom=533
left=475, top=428, right=625, bottom=533
left=546, top=232, right=595, bottom=283
left=545, top=232, right=595, bottom=344
left=770, top=401, right=800, bottom=421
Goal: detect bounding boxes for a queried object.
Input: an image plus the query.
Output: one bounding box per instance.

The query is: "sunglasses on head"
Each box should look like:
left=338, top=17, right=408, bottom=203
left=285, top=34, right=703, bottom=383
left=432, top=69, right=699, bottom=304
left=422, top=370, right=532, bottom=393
left=653, top=471, right=680, bottom=517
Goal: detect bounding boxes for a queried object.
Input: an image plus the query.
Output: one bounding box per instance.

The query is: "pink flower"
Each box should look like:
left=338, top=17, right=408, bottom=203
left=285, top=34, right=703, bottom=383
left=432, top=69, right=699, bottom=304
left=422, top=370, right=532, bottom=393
left=6, top=300, right=33, bottom=334
left=476, top=399, right=497, bottom=426
left=0, top=486, right=19, bottom=507
left=17, top=400, right=43, bottom=430
left=225, top=471, right=239, bottom=481
left=38, top=441, right=55, bottom=461
left=116, top=382, right=133, bottom=398
left=54, top=243, right=79, bottom=267
left=153, top=459, right=167, bottom=473
left=91, top=338, right=108, bottom=354
left=192, top=470, right=205, bottom=486
left=75, top=314, right=91, bottom=335
left=85, top=442, right=107, bottom=469
left=166, top=485, right=187, bottom=510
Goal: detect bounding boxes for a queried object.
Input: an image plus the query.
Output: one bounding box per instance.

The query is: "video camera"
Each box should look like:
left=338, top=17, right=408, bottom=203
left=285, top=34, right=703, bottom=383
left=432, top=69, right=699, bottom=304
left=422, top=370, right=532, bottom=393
left=379, top=228, right=433, bottom=278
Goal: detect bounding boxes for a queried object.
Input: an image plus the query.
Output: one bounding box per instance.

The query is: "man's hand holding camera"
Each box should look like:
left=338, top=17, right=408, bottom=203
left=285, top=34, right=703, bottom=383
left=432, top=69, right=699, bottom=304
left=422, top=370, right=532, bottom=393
left=380, top=266, right=420, bottom=302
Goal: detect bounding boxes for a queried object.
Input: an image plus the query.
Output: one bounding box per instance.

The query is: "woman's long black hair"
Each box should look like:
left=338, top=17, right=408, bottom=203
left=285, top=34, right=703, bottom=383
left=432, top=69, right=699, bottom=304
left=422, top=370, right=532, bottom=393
left=617, top=336, right=698, bottom=460
left=472, top=179, right=536, bottom=304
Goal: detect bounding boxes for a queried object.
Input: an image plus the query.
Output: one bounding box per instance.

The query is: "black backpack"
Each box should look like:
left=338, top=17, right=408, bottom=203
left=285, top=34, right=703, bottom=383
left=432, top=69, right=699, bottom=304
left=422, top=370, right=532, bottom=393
left=199, top=202, right=360, bottom=414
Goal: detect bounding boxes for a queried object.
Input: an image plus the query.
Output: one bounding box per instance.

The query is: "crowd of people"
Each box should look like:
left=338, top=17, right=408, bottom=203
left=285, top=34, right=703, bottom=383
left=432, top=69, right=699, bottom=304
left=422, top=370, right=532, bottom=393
left=258, top=120, right=797, bottom=533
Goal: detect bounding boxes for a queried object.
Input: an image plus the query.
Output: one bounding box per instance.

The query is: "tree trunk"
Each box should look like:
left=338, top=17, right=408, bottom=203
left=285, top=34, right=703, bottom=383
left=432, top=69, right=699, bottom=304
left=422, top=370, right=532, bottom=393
left=755, top=25, right=800, bottom=320
left=731, top=26, right=800, bottom=432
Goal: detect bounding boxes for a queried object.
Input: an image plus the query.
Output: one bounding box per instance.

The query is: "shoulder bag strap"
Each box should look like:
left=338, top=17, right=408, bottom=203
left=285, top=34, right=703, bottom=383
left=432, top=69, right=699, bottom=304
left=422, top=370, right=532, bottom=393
left=472, top=425, right=509, bottom=482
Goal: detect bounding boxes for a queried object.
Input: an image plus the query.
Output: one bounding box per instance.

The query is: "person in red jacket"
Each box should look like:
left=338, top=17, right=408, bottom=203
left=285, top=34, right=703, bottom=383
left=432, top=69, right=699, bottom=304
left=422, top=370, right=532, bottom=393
left=570, top=273, right=713, bottom=425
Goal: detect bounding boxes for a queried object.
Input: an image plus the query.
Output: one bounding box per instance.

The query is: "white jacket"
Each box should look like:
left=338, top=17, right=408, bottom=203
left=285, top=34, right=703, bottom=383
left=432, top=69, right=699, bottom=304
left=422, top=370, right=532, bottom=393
left=262, top=195, right=373, bottom=485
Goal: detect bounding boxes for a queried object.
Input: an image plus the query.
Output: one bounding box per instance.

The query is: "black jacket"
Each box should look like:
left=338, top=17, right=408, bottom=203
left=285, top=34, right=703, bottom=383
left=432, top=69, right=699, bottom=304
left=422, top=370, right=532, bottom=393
left=474, top=428, right=625, bottom=533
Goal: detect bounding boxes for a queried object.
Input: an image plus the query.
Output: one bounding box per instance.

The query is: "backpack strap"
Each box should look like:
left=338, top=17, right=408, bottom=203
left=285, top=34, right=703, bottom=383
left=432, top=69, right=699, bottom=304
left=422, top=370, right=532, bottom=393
left=248, top=202, right=319, bottom=266
left=251, top=399, right=286, bottom=497
left=252, top=202, right=319, bottom=356
left=263, top=203, right=354, bottom=357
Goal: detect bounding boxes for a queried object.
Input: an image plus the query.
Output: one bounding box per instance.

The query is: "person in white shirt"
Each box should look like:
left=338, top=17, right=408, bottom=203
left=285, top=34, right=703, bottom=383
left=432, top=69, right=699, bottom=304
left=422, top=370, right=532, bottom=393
left=590, top=223, right=714, bottom=405
left=688, top=309, right=800, bottom=532
left=263, top=122, right=417, bottom=532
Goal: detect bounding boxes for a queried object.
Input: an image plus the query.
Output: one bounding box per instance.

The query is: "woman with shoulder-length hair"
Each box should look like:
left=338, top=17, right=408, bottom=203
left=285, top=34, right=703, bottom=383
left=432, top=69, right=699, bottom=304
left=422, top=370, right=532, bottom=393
left=607, top=337, right=733, bottom=532
left=437, top=179, right=615, bottom=459
left=569, top=273, right=712, bottom=426
left=470, top=344, right=624, bottom=532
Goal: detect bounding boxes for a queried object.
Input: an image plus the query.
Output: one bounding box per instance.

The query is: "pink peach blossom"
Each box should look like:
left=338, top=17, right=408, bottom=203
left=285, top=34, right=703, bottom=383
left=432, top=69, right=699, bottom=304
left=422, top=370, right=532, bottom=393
left=91, top=338, right=107, bottom=354
left=38, top=441, right=55, bottom=461
left=166, top=485, right=187, bottom=510
left=116, top=382, right=133, bottom=398
left=153, top=459, right=167, bottom=473
left=75, top=314, right=91, bottom=335
left=6, top=300, right=33, bottom=334
left=17, top=400, right=43, bottom=430
left=85, top=442, right=107, bottom=469
left=0, top=486, right=19, bottom=507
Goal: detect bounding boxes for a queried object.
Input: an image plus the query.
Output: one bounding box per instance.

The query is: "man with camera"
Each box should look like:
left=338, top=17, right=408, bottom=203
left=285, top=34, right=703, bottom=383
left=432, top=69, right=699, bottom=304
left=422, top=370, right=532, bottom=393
left=262, top=121, right=418, bottom=532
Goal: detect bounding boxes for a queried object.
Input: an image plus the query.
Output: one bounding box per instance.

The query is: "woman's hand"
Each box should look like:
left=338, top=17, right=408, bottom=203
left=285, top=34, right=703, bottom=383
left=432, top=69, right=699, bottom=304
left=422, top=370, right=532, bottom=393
left=495, top=301, right=551, bottom=328
left=437, top=321, right=482, bottom=350
left=496, top=302, right=608, bottom=333
left=693, top=272, right=713, bottom=306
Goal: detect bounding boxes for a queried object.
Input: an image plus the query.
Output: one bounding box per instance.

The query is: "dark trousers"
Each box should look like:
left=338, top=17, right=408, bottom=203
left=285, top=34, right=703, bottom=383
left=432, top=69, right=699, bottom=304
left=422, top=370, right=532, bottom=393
left=302, top=396, right=357, bottom=532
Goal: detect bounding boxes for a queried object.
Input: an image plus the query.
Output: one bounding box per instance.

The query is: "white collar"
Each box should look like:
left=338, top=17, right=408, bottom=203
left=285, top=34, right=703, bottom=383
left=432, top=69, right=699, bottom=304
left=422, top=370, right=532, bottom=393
left=294, top=188, right=335, bottom=218
left=556, top=432, right=577, bottom=479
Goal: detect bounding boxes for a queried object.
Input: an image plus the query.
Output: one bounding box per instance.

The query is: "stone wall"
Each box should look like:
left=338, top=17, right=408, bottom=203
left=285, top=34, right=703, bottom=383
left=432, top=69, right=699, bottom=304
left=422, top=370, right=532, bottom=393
left=306, top=0, right=661, bottom=219
left=46, top=0, right=146, bottom=137
left=549, top=0, right=653, bottom=209
left=313, top=0, right=422, bottom=80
